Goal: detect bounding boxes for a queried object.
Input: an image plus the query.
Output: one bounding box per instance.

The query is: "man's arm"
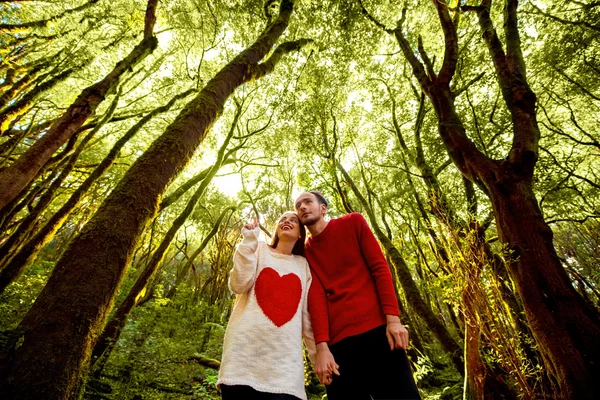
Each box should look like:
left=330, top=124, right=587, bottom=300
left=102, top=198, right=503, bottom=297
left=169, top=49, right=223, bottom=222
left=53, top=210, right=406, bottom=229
left=308, top=271, right=330, bottom=343
left=353, top=213, right=399, bottom=315
left=353, top=213, right=409, bottom=350
left=308, top=272, right=339, bottom=384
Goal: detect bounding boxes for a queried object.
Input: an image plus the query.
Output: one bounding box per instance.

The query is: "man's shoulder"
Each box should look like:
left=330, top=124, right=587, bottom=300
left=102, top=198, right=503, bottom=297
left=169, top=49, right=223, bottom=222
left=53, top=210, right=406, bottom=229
left=305, top=213, right=366, bottom=250
left=334, top=212, right=366, bottom=226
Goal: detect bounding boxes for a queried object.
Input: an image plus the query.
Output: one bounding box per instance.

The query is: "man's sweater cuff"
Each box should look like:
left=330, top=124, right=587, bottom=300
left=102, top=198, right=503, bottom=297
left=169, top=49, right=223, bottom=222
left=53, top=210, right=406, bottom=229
left=314, top=333, right=329, bottom=343
left=383, top=306, right=400, bottom=316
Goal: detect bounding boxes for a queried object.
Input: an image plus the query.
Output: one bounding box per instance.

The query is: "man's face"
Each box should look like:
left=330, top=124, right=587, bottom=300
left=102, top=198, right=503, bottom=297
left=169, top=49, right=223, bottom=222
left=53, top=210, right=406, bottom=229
left=294, top=193, right=325, bottom=226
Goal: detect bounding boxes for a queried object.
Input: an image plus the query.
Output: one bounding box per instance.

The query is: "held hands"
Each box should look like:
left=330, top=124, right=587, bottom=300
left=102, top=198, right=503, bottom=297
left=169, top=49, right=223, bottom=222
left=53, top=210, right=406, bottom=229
left=386, top=314, right=409, bottom=351
left=244, top=215, right=258, bottom=230
left=315, top=342, right=340, bottom=385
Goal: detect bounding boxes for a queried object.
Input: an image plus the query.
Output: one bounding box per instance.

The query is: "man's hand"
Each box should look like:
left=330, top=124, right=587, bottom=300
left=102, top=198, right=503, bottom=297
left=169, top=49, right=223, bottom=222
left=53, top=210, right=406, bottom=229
left=385, top=314, right=408, bottom=350
left=314, top=342, right=340, bottom=385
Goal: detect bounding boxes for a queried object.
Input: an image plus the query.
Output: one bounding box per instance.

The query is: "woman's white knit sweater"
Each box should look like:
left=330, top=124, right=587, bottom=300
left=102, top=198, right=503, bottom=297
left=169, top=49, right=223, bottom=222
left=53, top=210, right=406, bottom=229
left=217, top=228, right=316, bottom=400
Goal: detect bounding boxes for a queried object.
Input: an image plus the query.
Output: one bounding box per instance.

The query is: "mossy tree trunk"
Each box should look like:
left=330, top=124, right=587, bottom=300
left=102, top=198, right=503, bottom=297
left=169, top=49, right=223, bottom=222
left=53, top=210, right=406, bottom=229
left=0, top=1, right=309, bottom=399
left=90, top=103, right=242, bottom=368
left=0, top=89, right=193, bottom=294
left=0, top=0, right=160, bottom=211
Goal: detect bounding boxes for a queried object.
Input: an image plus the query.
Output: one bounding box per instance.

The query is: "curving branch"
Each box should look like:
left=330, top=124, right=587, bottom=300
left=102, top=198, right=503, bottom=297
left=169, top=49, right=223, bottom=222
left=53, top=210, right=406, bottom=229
left=0, top=0, right=100, bottom=33
left=527, top=2, right=600, bottom=33
left=417, top=35, right=436, bottom=80
left=462, top=3, right=512, bottom=96
left=249, top=39, right=313, bottom=81
left=540, top=146, right=600, bottom=190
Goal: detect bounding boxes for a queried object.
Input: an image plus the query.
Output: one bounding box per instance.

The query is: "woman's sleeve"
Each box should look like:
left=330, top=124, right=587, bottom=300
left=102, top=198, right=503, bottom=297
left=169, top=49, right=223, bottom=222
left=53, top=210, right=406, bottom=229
left=228, top=227, right=261, bottom=294
left=302, top=261, right=317, bottom=364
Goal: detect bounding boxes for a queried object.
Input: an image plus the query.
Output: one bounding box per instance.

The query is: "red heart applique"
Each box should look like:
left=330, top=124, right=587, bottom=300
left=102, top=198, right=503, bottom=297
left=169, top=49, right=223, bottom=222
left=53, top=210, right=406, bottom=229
left=254, top=267, right=302, bottom=327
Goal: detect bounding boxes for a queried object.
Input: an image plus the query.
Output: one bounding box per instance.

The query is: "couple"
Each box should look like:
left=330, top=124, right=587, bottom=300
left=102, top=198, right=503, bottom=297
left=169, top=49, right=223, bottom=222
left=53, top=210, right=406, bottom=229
left=217, top=191, right=421, bottom=400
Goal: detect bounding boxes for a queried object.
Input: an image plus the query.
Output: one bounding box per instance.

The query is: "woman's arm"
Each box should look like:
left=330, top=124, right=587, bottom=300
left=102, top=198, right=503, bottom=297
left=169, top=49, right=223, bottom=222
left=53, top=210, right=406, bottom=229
left=228, top=227, right=261, bottom=294
left=302, top=263, right=317, bottom=364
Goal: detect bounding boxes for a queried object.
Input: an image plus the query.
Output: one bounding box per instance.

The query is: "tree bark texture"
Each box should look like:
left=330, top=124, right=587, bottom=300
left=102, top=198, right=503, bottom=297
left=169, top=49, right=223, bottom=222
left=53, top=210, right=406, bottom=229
left=0, top=2, right=304, bottom=399
left=0, top=89, right=193, bottom=293
left=90, top=117, right=238, bottom=367
left=0, top=35, right=158, bottom=210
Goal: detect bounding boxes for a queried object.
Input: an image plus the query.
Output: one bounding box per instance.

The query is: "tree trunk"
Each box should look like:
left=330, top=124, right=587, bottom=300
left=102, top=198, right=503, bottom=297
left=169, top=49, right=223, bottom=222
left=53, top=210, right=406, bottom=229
left=189, top=354, right=221, bottom=370
left=358, top=0, right=600, bottom=396
left=488, top=179, right=600, bottom=399
left=0, top=35, right=158, bottom=210
left=463, top=307, right=485, bottom=400
left=0, top=2, right=306, bottom=398
left=0, top=89, right=193, bottom=292
left=461, top=232, right=518, bottom=400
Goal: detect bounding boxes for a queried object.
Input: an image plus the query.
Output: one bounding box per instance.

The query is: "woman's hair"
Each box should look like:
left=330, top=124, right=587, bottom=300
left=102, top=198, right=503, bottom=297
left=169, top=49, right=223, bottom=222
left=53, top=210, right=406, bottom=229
left=269, top=212, right=306, bottom=257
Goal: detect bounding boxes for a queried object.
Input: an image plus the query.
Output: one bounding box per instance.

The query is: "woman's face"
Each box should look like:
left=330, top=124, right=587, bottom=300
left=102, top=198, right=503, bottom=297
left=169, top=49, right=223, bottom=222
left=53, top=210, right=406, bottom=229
left=276, top=212, right=301, bottom=240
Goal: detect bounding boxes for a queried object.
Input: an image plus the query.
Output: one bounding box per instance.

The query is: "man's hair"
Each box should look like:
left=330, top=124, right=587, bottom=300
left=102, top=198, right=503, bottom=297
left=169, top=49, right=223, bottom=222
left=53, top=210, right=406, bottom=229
left=310, top=190, right=328, bottom=207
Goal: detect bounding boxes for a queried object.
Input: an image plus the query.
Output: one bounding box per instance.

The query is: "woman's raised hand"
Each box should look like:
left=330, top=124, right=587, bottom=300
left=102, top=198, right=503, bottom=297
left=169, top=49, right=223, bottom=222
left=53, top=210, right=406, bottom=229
left=244, top=215, right=258, bottom=230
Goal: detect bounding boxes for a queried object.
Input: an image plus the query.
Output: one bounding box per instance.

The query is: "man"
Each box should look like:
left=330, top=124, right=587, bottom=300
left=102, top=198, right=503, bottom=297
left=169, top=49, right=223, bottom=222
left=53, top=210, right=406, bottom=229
left=294, top=191, right=420, bottom=400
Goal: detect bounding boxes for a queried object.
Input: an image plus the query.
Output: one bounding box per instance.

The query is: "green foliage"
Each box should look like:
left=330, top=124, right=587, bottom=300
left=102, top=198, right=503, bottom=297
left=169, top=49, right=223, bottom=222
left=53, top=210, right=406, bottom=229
left=0, top=259, right=54, bottom=329
left=1, top=0, right=599, bottom=398
left=92, top=284, right=227, bottom=399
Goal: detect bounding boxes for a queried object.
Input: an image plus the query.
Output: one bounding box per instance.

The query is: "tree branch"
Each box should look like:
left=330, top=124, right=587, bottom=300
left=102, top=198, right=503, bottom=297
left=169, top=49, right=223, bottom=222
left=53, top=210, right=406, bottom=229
left=417, top=35, right=436, bottom=80
left=527, top=2, right=600, bottom=33
left=249, top=39, right=312, bottom=81
left=144, top=0, right=159, bottom=39
left=432, top=0, right=459, bottom=84
left=504, top=0, right=527, bottom=80
left=0, top=0, right=100, bottom=33
left=453, top=72, right=485, bottom=97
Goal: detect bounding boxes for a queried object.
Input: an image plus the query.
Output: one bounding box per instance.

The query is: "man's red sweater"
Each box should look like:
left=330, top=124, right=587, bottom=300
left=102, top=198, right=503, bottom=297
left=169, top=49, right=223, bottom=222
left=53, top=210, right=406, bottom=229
left=306, top=212, right=400, bottom=345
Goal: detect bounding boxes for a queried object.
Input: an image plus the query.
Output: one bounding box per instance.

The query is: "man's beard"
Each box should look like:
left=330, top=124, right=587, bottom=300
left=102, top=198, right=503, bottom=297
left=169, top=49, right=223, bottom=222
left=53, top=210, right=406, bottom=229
left=300, top=214, right=320, bottom=226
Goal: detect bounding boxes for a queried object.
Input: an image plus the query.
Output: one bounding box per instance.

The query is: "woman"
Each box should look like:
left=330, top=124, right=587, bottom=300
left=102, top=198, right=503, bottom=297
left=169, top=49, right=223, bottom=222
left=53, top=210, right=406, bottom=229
left=217, top=212, right=316, bottom=400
